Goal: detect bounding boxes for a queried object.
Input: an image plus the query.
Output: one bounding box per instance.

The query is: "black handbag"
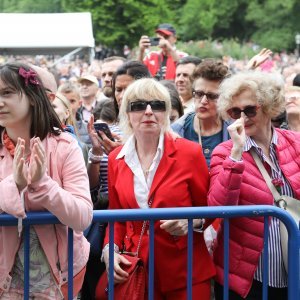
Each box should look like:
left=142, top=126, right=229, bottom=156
left=85, top=222, right=107, bottom=258
left=85, top=189, right=109, bottom=257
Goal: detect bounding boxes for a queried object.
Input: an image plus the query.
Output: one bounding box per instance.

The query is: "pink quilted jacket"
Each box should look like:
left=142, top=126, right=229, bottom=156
left=208, top=128, right=300, bottom=298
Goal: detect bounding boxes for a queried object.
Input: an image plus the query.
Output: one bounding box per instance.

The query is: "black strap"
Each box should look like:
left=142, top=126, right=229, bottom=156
left=155, top=54, right=168, bottom=80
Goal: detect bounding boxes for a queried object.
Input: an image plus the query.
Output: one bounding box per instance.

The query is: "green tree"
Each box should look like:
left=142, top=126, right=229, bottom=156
left=246, top=0, right=300, bottom=51
left=179, top=0, right=218, bottom=40
left=62, top=0, right=174, bottom=50
left=1, top=0, right=62, bottom=12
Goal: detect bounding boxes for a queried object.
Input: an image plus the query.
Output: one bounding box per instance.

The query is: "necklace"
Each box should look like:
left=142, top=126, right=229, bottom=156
left=142, top=166, right=151, bottom=179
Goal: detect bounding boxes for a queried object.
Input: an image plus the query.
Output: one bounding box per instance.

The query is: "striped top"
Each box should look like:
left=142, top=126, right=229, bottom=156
left=98, top=124, right=122, bottom=194
left=244, top=130, right=290, bottom=287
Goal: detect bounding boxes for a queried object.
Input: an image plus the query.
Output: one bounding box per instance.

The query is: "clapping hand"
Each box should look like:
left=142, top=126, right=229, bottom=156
left=27, top=137, right=46, bottom=185
left=13, top=137, right=47, bottom=191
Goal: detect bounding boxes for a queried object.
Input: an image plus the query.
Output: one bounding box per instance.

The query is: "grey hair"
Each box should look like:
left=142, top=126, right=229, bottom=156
left=218, top=71, right=285, bottom=119
left=119, top=78, right=172, bottom=140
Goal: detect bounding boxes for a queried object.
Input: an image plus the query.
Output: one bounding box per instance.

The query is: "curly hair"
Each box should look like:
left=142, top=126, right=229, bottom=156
left=218, top=71, right=285, bottom=120
left=192, top=58, right=229, bottom=82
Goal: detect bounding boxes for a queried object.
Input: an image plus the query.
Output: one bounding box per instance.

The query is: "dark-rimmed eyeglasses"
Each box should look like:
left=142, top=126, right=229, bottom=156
left=192, top=90, right=219, bottom=101
left=127, top=100, right=166, bottom=112
left=227, top=105, right=260, bottom=119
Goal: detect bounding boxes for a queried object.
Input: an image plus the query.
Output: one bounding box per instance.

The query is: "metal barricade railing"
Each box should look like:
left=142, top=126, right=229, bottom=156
left=0, top=205, right=299, bottom=300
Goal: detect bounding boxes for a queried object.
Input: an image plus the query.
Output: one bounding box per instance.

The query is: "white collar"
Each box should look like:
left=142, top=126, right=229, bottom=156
left=117, top=132, right=165, bottom=160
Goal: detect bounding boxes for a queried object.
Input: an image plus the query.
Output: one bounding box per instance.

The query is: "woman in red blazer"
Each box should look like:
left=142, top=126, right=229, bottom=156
left=101, top=78, right=215, bottom=299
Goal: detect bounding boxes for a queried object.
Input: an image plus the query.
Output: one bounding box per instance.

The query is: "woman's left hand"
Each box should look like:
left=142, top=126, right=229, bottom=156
left=28, top=137, right=46, bottom=185
left=160, top=219, right=189, bottom=236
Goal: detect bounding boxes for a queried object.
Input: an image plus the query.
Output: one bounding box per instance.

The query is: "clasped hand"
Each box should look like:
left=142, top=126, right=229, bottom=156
left=13, top=137, right=46, bottom=191
left=227, top=117, right=246, bottom=160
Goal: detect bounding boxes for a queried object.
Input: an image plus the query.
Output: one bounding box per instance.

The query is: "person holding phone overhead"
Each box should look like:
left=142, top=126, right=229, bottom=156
left=138, top=24, right=187, bottom=80
left=208, top=70, right=300, bottom=300
left=100, top=78, right=215, bottom=299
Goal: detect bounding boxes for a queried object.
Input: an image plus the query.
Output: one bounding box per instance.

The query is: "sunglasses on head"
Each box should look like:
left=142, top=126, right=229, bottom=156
left=127, top=100, right=166, bottom=112
left=192, top=90, right=219, bottom=101
left=227, top=105, right=260, bottom=119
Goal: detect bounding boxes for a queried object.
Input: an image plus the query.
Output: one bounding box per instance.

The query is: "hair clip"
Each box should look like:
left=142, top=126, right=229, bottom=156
left=19, top=67, right=40, bottom=86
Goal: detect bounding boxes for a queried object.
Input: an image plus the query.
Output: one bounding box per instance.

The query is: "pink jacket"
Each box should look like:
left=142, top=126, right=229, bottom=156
left=208, top=128, right=300, bottom=298
left=0, top=132, right=93, bottom=295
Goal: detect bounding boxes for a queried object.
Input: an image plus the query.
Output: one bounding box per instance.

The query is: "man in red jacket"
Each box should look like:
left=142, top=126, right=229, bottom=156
left=137, top=23, right=187, bottom=80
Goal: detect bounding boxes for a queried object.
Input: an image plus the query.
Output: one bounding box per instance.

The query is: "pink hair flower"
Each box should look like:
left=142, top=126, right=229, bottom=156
left=19, top=67, right=40, bottom=86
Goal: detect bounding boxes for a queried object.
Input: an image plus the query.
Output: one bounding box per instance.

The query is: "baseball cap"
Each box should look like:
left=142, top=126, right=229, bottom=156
left=155, top=23, right=176, bottom=36
left=78, top=75, right=99, bottom=86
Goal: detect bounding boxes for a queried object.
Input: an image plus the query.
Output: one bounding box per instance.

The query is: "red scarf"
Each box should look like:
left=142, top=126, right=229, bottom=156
left=3, top=131, right=16, bottom=157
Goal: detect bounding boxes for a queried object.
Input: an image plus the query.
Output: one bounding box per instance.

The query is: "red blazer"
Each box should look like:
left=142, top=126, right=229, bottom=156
left=105, top=134, right=215, bottom=293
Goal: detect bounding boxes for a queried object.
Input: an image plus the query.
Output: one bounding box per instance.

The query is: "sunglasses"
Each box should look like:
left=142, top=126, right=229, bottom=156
left=192, top=90, right=219, bottom=101
left=227, top=105, right=260, bottom=119
left=127, top=100, right=166, bottom=112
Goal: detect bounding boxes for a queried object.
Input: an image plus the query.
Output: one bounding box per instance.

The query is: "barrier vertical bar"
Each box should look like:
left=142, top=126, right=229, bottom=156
left=108, top=222, right=115, bottom=300
left=68, top=227, right=74, bottom=300
left=24, top=225, right=30, bottom=300
left=148, top=220, right=154, bottom=300
left=187, top=218, right=193, bottom=300
left=223, top=218, right=229, bottom=300
left=287, top=221, right=300, bottom=299
left=262, top=216, right=269, bottom=299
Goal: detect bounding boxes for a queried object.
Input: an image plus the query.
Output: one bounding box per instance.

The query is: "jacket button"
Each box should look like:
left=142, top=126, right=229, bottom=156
left=3, top=284, right=7, bottom=289
left=29, top=188, right=35, bottom=193
left=63, top=278, right=67, bottom=281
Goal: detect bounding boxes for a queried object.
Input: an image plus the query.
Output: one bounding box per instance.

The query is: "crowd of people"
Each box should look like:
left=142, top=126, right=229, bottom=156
left=0, top=22, right=300, bottom=300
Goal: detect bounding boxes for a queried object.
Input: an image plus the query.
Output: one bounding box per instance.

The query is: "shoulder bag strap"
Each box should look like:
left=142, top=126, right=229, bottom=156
left=250, top=148, right=282, bottom=202
left=135, top=195, right=154, bottom=256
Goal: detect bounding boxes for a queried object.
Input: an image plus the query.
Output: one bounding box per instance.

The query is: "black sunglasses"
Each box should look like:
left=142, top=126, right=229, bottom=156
left=192, top=90, right=219, bottom=101
left=127, top=100, right=166, bottom=112
left=227, top=105, right=260, bottom=119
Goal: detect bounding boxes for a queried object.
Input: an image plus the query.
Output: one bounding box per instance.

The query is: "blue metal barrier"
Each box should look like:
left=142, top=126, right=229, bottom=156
left=0, top=205, right=299, bottom=299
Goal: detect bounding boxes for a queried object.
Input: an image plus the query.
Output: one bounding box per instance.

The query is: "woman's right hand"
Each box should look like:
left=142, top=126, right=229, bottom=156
left=87, top=115, right=104, bottom=156
left=13, top=138, right=28, bottom=191
left=227, top=117, right=246, bottom=160
left=103, top=251, right=132, bottom=284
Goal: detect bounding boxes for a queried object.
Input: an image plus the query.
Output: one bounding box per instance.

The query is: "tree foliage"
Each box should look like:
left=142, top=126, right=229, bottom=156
left=1, top=0, right=300, bottom=52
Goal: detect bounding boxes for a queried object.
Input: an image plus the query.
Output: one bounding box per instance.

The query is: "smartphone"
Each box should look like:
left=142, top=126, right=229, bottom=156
left=94, top=122, right=115, bottom=141
left=149, top=37, right=160, bottom=46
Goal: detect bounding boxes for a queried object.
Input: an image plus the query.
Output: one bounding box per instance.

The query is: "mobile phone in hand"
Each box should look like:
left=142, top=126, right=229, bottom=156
left=149, top=37, right=160, bottom=46
left=94, top=123, right=115, bottom=141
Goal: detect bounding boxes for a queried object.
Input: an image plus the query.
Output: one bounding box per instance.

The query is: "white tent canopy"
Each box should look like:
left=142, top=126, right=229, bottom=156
left=0, top=12, right=95, bottom=56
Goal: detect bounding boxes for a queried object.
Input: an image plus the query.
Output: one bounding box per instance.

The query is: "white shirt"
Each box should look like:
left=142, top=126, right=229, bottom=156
left=116, top=133, right=164, bottom=208
left=182, top=98, right=195, bottom=114
left=81, top=99, right=97, bottom=122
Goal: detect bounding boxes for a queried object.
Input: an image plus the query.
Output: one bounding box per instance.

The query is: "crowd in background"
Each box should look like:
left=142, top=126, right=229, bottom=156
left=1, top=23, right=300, bottom=300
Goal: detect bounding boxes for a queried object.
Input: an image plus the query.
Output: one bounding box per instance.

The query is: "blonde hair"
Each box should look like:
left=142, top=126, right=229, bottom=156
left=54, top=92, right=79, bottom=137
left=285, top=86, right=300, bottom=93
left=218, top=71, right=285, bottom=119
left=119, top=78, right=172, bottom=140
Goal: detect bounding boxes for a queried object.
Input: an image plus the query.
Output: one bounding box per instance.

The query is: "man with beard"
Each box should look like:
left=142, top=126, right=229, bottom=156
left=99, top=56, right=126, bottom=100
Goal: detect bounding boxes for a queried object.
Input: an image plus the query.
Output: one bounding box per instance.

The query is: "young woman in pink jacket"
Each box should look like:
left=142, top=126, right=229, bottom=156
left=0, top=63, right=93, bottom=299
left=208, top=71, right=300, bottom=299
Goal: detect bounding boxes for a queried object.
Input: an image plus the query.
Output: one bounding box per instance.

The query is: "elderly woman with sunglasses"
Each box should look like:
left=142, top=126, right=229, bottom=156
left=208, top=71, right=300, bottom=300
left=100, top=78, right=215, bottom=299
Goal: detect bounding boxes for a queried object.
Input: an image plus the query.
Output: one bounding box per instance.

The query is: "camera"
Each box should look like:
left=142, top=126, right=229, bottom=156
left=149, top=37, right=160, bottom=46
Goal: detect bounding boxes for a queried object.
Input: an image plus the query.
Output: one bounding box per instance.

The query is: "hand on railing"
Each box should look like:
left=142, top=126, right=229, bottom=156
left=160, top=219, right=189, bottom=236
